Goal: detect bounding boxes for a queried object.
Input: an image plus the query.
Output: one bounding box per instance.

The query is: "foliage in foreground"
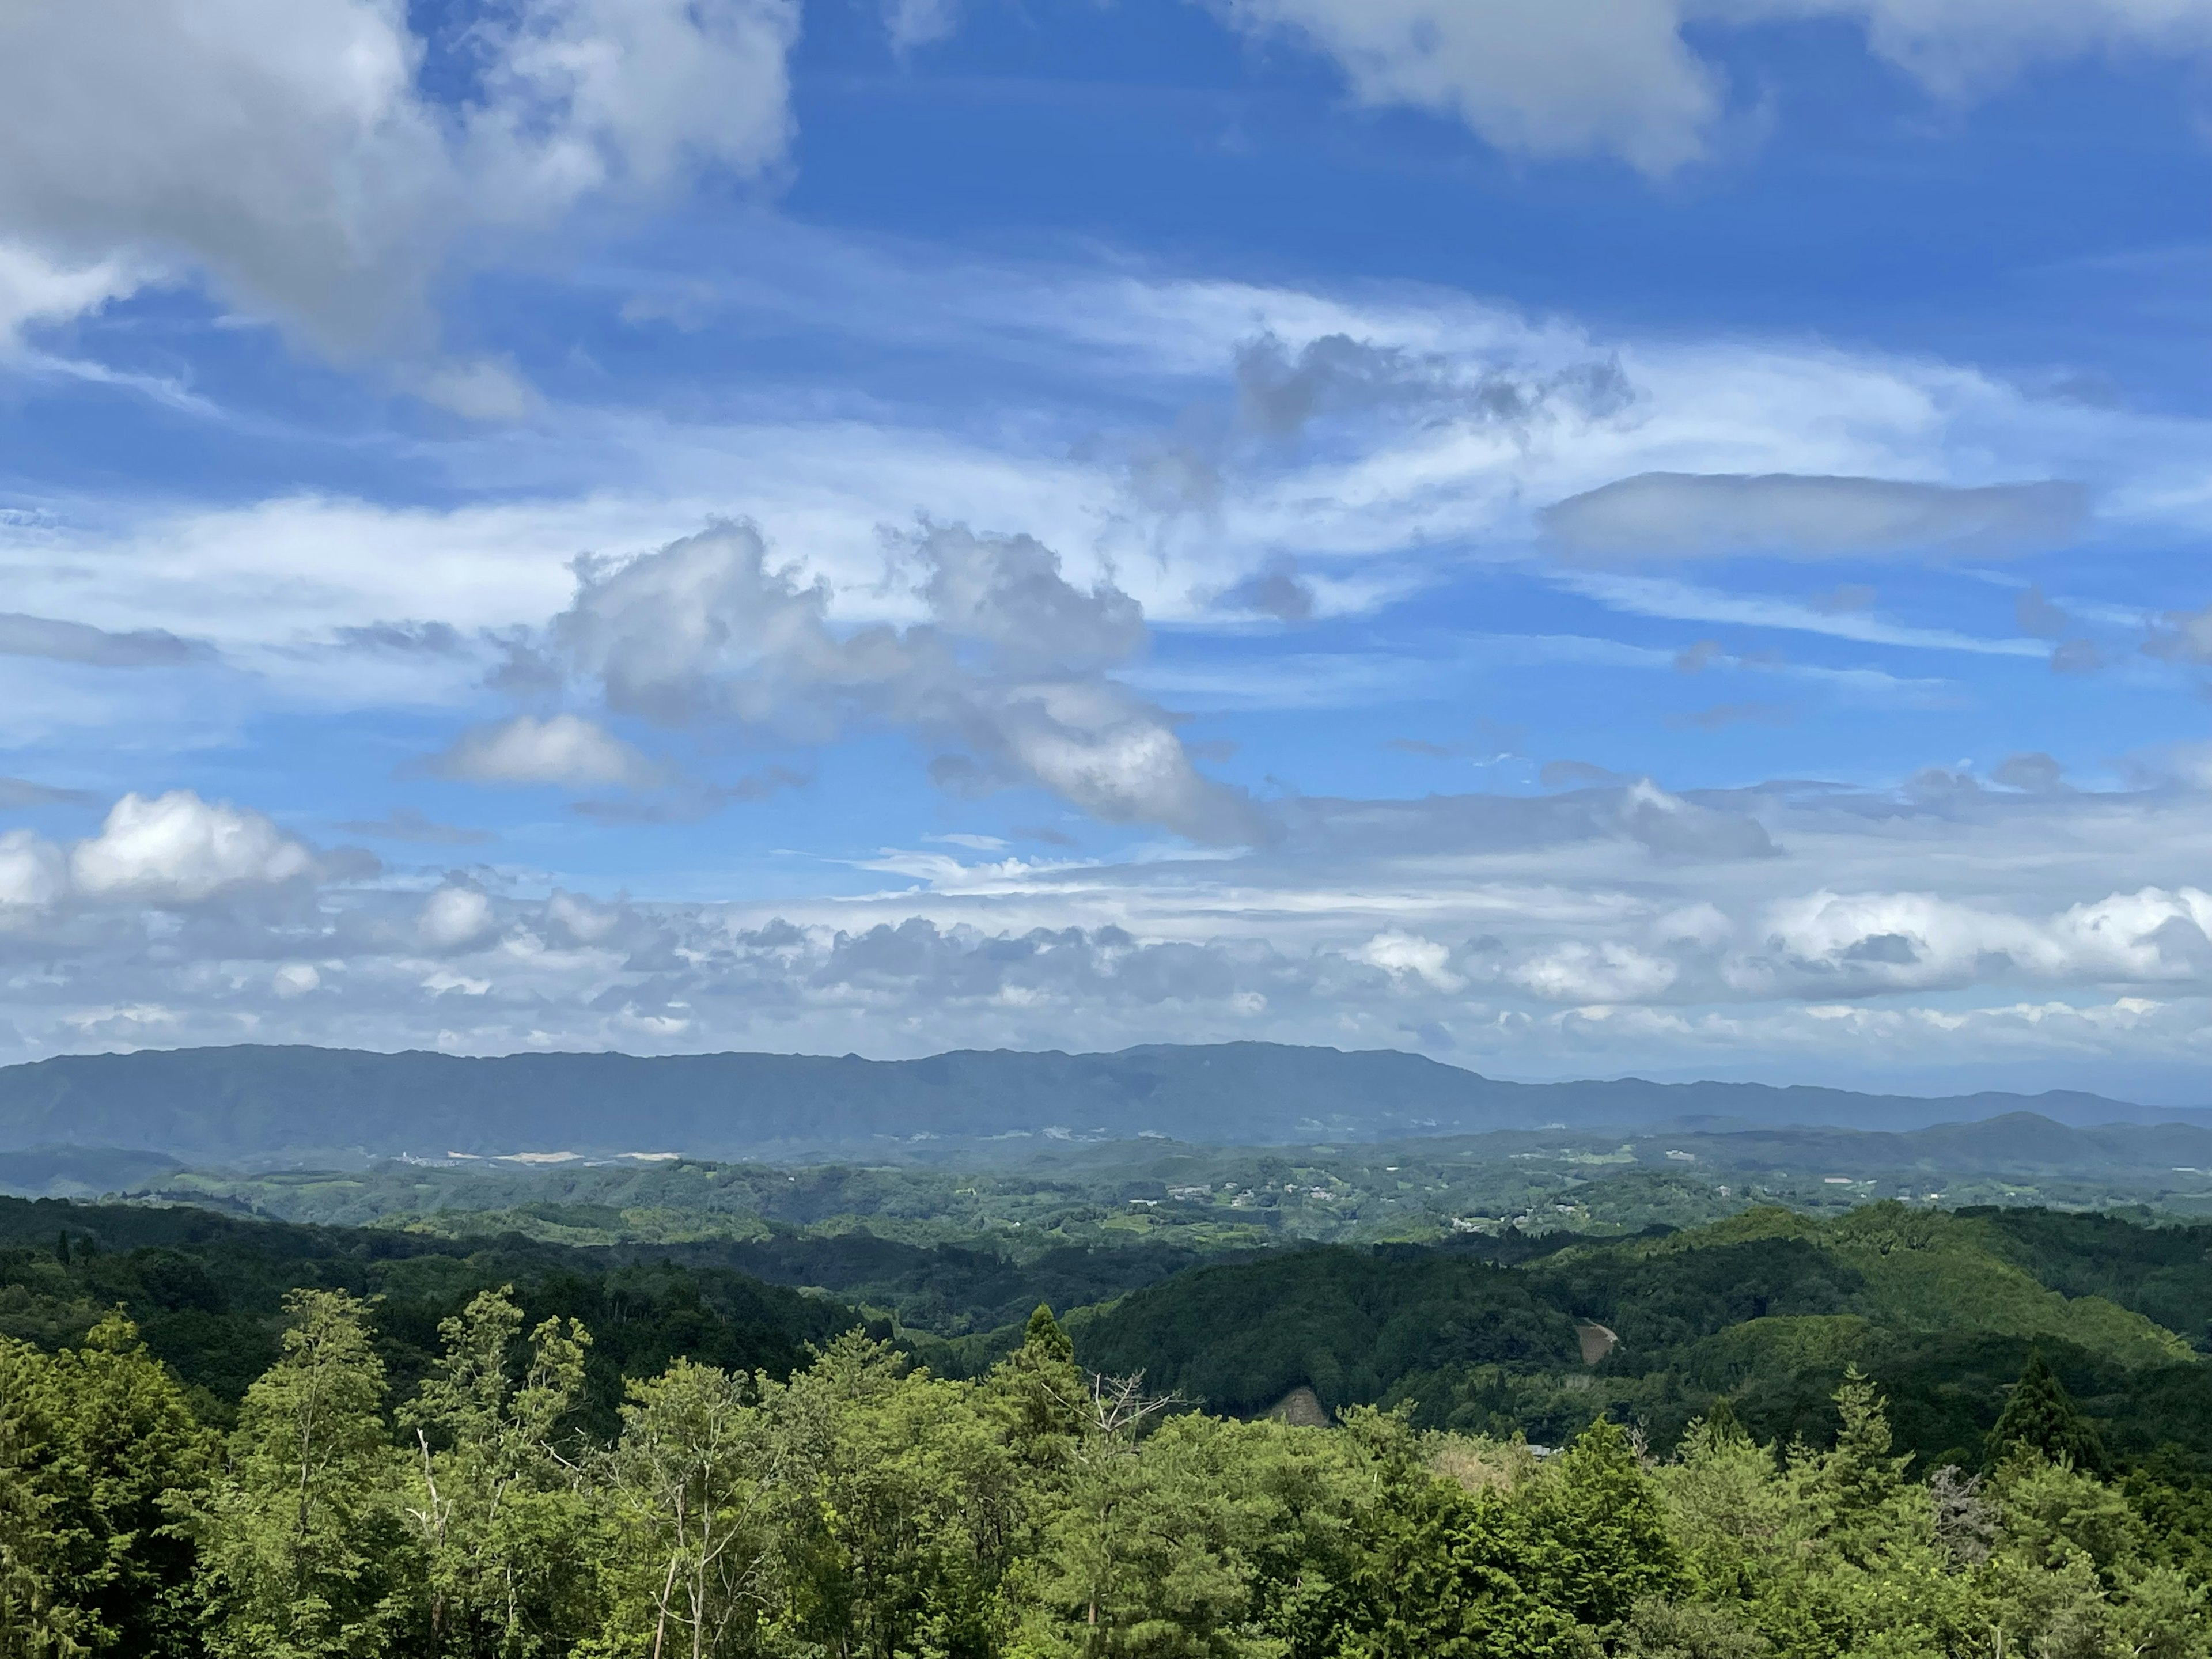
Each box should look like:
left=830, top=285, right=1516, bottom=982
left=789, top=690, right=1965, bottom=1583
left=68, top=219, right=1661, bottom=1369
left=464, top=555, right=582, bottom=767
left=5, top=1288, right=2212, bottom=1659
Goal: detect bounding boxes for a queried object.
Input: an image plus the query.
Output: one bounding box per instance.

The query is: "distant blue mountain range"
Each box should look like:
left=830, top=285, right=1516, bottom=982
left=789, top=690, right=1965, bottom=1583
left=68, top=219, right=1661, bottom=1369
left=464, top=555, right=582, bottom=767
left=0, top=1043, right=2201, bottom=1164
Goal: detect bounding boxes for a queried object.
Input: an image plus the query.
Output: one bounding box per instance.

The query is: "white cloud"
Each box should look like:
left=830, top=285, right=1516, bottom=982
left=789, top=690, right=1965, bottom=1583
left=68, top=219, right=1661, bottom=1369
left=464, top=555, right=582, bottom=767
left=1226, top=0, right=1722, bottom=175
left=419, top=884, right=499, bottom=951
left=540, top=520, right=1266, bottom=842
left=430, top=714, right=663, bottom=790
left=11, top=251, right=2212, bottom=713
left=1512, top=941, right=1681, bottom=1003
left=1740, top=885, right=2212, bottom=997
left=272, top=963, right=322, bottom=998
left=0, top=830, right=67, bottom=910
left=1556, top=571, right=2047, bottom=657
left=0, top=244, right=151, bottom=346
left=1215, top=0, right=2212, bottom=173
left=16, top=764, right=2212, bottom=1096
left=1354, top=927, right=1466, bottom=990
left=68, top=791, right=316, bottom=904
left=1757, top=0, right=2212, bottom=99
left=0, top=0, right=796, bottom=357
left=472, top=0, right=795, bottom=195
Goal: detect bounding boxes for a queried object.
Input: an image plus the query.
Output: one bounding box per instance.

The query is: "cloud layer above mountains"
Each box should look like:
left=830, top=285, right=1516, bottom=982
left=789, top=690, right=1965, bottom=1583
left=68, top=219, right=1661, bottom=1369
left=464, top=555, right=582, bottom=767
left=7, top=759, right=2212, bottom=1098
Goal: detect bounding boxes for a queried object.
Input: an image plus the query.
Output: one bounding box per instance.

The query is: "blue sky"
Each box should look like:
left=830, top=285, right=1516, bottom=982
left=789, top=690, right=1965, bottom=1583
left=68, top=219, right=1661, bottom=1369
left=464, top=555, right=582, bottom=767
left=11, top=0, right=2212, bottom=1097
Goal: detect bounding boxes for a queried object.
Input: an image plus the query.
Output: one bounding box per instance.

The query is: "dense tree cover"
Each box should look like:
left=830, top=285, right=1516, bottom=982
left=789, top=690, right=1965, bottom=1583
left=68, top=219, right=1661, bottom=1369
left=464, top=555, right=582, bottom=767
left=0, top=1198, right=869, bottom=1431
left=0, top=1192, right=1224, bottom=1366
left=1074, top=1247, right=1586, bottom=1415
left=5, top=1292, right=2212, bottom=1659
left=1962, top=1208, right=2212, bottom=1353
left=1074, top=1206, right=2212, bottom=1475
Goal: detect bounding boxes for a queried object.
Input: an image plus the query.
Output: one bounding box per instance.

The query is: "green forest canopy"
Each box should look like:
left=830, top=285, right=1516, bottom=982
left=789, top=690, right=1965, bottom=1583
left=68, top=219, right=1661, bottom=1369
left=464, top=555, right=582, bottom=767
left=8, top=1194, right=2212, bottom=1654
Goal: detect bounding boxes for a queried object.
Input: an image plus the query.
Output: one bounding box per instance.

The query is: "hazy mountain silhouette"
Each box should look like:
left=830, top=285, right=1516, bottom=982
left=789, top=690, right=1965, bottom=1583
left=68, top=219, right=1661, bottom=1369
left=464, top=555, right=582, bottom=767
left=0, top=1043, right=2200, bottom=1164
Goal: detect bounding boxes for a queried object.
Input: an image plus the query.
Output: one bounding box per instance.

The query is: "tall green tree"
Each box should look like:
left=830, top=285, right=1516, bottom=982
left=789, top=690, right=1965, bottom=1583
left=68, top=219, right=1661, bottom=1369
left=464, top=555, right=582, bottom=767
left=0, top=1340, right=79, bottom=1659
left=781, top=1335, right=1026, bottom=1659
left=29, top=1316, right=213, bottom=1658
left=195, top=1289, right=411, bottom=1659
left=1516, top=1419, right=1684, bottom=1631
left=399, top=1286, right=603, bottom=1657
left=1984, top=1351, right=2111, bottom=1478
left=1325, top=1412, right=1592, bottom=1659
left=1025, top=1389, right=1285, bottom=1659
left=1655, top=1410, right=1790, bottom=1608
left=584, top=1359, right=789, bottom=1659
left=988, top=1306, right=1089, bottom=1470
left=0, top=1318, right=213, bottom=1659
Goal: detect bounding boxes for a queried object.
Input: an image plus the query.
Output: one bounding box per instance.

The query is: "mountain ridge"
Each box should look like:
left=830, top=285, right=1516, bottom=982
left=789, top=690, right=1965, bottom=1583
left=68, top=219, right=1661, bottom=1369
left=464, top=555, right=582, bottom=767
left=0, top=1041, right=2202, bottom=1164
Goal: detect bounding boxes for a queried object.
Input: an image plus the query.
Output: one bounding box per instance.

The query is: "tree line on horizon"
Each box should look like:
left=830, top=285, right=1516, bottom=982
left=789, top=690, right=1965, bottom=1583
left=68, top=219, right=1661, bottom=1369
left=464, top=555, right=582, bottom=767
left=5, top=1287, right=2211, bottom=1659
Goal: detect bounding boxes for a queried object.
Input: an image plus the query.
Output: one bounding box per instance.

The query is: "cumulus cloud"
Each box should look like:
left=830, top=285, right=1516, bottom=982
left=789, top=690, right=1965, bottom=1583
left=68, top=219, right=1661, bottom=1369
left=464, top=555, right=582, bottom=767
left=429, top=714, right=663, bottom=790
left=1512, top=940, right=1680, bottom=1003
left=1354, top=928, right=1467, bottom=990
left=68, top=791, right=316, bottom=904
left=0, top=830, right=67, bottom=909
left=1543, top=473, right=2088, bottom=562
left=1219, top=0, right=1725, bottom=175
left=18, top=762, right=2212, bottom=1096
left=0, top=0, right=796, bottom=357
left=418, top=883, right=499, bottom=951
left=1738, top=885, right=2212, bottom=998
left=1214, top=0, right=2212, bottom=174
left=539, top=521, right=1266, bottom=843
left=272, top=963, right=321, bottom=998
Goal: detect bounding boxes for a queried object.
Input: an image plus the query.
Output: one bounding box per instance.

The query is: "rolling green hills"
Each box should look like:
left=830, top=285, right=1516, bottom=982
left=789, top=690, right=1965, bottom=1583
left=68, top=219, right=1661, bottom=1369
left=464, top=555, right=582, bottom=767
left=1070, top=1203, right=2212, bottom=1470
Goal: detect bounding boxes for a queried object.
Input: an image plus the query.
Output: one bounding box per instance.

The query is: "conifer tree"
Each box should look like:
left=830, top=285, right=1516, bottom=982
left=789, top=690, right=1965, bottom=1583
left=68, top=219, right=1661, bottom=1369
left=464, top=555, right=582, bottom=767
left=1985, top=1351, right=2110, bottom=1478
left=990, top=1305, right=1089, bottom=1464
left=0, top=1340, right=79, bottom=1659
left=35, top=1316, right=214, bottom=1658
left=1519, top=1419, right=1685, bottom=1631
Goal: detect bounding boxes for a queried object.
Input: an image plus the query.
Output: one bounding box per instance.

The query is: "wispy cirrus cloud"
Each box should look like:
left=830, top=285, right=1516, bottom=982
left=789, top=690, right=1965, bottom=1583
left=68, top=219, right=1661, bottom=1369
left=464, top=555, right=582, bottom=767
left=1554, top=571, right=2049, bottom=657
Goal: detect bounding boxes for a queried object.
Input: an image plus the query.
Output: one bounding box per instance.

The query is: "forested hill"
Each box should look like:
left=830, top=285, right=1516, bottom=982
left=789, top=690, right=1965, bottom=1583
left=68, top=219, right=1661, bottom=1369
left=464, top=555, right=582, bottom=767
left=0, top=1192, right=869, bottom=1419
left=1074, top=1203, right=2212, bottom=1471
left=0, top=1041, right=2188, bottom=1162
